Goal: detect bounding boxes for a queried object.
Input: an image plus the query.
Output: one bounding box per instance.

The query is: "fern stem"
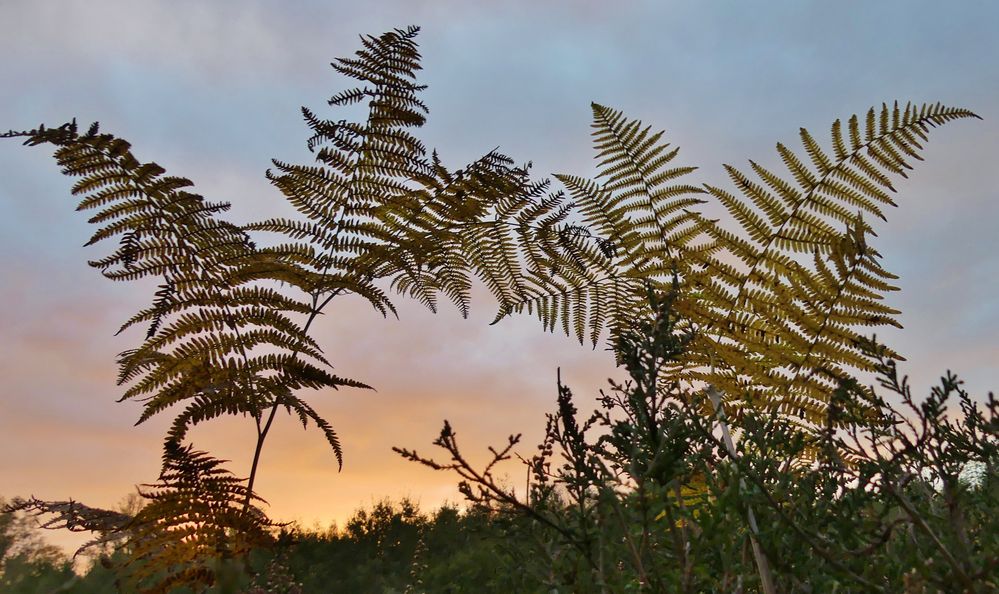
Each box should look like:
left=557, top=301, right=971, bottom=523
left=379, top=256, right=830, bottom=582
left=243, top=289, right=336, bottom=509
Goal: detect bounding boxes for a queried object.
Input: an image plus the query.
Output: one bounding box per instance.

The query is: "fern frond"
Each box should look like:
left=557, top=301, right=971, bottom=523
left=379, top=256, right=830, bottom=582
left=5, top=444, right=276, bottom=593
left=672, top=102, right=977, bottom=430
left=494, top=105, right=705, bottom=347
left=125, top=444, right=276, bottom=592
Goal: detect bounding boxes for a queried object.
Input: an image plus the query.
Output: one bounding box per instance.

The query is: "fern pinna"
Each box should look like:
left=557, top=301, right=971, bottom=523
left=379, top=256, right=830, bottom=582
left=500, top=101, right=978, bottom=435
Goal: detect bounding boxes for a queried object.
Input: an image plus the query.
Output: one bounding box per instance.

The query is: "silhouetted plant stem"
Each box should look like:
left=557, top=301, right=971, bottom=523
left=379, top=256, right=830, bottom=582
left=243, top=286, right=346, bottom=511
left=683, top=390, right=888, bottom=592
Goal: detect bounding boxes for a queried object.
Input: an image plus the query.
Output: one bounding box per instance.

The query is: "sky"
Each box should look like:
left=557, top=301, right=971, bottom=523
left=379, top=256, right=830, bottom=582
left=1, top=0, right=997, bottom=554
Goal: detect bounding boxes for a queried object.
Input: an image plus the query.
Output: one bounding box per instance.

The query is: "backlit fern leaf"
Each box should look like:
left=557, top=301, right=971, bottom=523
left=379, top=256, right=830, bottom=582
left=489, top=101, right=977, bottom=434
left=125, top=444, right=277, bottom=593
left=2, top=121, right=353, bottom=452
left=694, top=102, right=979, bottom=425
left=254, top=27, right=611, bottom=343
left=2, top=114, right=367, bottom=588
left=5, top=445, right=275, bottom=594
left=499, top=103, right=710, bottom=347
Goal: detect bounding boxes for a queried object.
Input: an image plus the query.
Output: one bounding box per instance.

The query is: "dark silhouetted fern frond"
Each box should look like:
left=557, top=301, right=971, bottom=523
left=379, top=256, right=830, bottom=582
left=253, top=27, right=611, bottom=341
left=2, top=114, right=368, bottom=586
left=6, top=445, right=276, bottom=593
left=124, top=444, right=276, bottom=593
left=3, top=120, right=363, bottom=460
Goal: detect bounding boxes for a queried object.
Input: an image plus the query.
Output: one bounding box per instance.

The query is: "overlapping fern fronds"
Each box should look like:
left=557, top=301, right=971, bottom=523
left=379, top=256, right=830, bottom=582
left=0, top=26, right=616, bottom=588
left=123, top=444, right=277, bottom=593
left=495, top=101, right=979, bottom=431
left=500, top=103, right=714, bottom=346
left=2, top=22, right=981, bottom=589
left=694, top=102, right=979, bottom=425
left=251, top=26, right=607, bottom=338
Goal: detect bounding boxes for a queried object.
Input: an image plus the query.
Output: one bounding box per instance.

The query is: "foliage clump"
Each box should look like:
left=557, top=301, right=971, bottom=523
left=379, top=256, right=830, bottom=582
left=400, top=289, right=999, bottom=592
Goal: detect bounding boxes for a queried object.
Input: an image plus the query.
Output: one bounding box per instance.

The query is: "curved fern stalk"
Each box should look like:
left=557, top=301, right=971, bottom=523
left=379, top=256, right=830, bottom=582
left=697, top=102, right=979, bottom=428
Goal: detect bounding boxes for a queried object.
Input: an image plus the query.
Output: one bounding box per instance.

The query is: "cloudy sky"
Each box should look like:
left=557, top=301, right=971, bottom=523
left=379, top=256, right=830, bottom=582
left=1, top=0, right=996, bottom=553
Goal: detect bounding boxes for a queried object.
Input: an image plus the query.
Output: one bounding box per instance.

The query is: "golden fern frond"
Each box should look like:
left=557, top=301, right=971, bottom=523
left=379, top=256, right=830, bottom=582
left=692, top=102, right=978, bottom=425
left=277, top=390, right=348, bottom=469
left=262, top=27, right=611, bottom=334
left=4, top=116, right=372, bottom=526
left=254, top=28, right=435, bottom=319
left=713, top=102, right=978, bottom=265
left=588, top=103, right=705, bottom=260
left=4, top=122, right=251, bottom=290
left=488, top=101, right=976, bottom=432
left=498, top=104, right=708, bottom=346
left=115, top=285, right=314, bottom=337
left=388, top=152, right=575, bottom=318
left=235, top=28, right=632, bottom=374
